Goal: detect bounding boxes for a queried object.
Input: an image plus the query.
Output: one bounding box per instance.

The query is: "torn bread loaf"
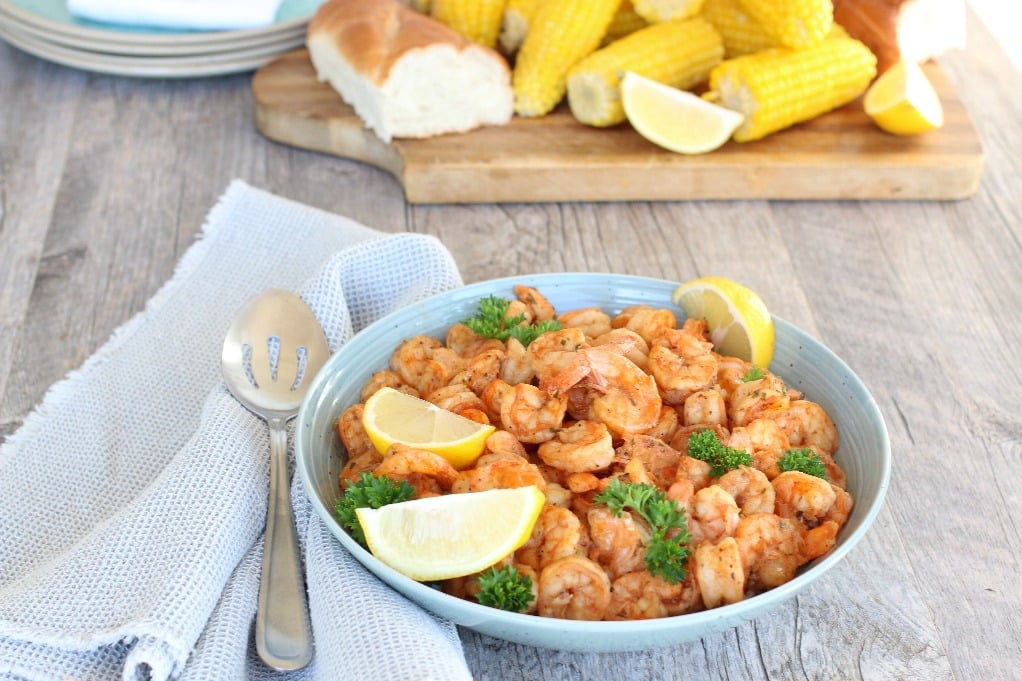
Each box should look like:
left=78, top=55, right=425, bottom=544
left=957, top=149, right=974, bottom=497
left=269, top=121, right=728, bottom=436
left=307, top=0, right=514, bottom=143
left=833, top=0, right=966, bottom=74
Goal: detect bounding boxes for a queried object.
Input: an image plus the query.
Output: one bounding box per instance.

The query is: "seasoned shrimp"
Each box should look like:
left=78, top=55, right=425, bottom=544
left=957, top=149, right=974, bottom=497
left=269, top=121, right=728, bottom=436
left=461, top=456, right=547, bottom=492
left=517, top=505, right=584, bottom=571
left=645, top=404, right=680, bottom=443
left=774, top=400, right=839, bottom=456
left=673, top=454, right=714, bottom=492
left=336, top=403, right=376, bottom=460
left=537, top=420, right=615, bottom=473
left=693, top=537, right=745, bottom=609
left=389, top=335, right=465, bottom=396
left=373, top=445, right=461, bottom=497
left=547, top=345, right=661, bottom=437
left=537, top=556, right=612, bottom=620
left=426, top=383, right=490, bottom=423
left=515, top=284, right=556, bottom=322
left=727, top=373, right=791, bottom=427
left=339, top=448, right=384, bottom=487
left=359, top=370, right=417, bottom=402
left=479, top=429, right=528, bottom=461
left=802, top=520, right=840, bottom=565
left=591, top=328, right=650, bottom=371
left=606, top=571, right=700, bottom=620
left=716, top=465, right=776, bottom=515
left=557, top=306, right=612, bottom=339
left=500, top=337, right=535, bottom=386
left=614, top=434, right=682, bottom=490
left=771, top=470, right=837, bottom=527
left=483, top=379, right=567, bottom=444
left=733, top=512, right=803, bottom=591
left=587, top=506, right=649, bottom=579
left=726, top=417, right=791, bottom=480
left=527, top=327, right=588, bottom=383
left=449, top=347, right=505, bottom=397
left=682, top=388, right=728, bottom=427
left=716, top=353, right=753, bottom=399
left=688, top=484, right=740, bottom=546
left=445, top=322, right=504, bottom=359
left=647, top=328, right=719, bottom=405
left=611, top=305, right=677, bottom=344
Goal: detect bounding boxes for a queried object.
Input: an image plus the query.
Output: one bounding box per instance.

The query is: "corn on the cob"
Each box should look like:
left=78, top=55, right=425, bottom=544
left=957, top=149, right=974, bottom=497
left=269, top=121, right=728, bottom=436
left=736, top=0, right=833, bottom=49
left=512, top=0, right=622, bottom=117
left=568, top=17, right=724, bottom=127
left=701, top=0, right=776, bottom=57
left=632, top=0, right=704, bottom=23
left=604, top=0, right=648, bottom=44
left=709, top=33, right=876, bottom=141
left=431, top=0, right=508, bottom=48
left=499, top=0, right=541, bottom=54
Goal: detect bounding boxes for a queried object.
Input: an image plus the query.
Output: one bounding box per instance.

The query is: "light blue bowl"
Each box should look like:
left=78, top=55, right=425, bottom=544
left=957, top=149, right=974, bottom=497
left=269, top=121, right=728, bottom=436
left=295, top=273, right=890, bottom=652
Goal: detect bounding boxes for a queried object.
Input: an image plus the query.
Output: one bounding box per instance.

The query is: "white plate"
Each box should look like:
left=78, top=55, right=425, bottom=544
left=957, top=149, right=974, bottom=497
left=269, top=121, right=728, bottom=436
left=0, top=21, right=297, bottom=77
left=0, top=0, right=322, bottom=48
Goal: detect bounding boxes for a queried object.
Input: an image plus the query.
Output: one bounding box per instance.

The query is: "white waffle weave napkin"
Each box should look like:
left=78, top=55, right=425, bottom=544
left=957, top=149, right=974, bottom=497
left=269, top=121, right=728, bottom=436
left=66, top=0, right=285, bottom=30
left=0, top=180, right=472, bottom=681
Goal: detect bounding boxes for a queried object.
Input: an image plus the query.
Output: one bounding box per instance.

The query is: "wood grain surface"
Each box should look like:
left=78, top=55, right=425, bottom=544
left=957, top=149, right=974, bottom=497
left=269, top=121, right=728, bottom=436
left=252, top=49, right=984, bottom=204
left=1, top=5, right=1021, bottom=681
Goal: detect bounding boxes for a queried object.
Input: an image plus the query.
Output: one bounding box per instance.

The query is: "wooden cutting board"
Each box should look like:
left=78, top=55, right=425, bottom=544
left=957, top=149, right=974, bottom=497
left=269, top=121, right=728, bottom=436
left=252, top=49, right=984, bottom=204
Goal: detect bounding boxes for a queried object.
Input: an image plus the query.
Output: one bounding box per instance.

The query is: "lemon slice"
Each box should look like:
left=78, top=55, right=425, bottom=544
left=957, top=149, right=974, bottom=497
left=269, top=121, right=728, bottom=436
left=864, top=60, right=944, bottom=136
left=621, top=70, right=744, bottom=154
left=362, top=387, right=495, bottom=469
left=356, top=486, right=546, bottom=581
left=671, top=276, right=775, bottom=368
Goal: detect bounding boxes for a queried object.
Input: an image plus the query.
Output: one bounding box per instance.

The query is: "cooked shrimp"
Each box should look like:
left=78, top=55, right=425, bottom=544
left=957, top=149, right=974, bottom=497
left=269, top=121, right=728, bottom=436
left=693, top=537, right=745, bottom=609
left=425, top=383, right=490, bottom=423
left=645, top=404, right=680, bottom=443
left=359, top=370, right=418, bottom=402
left=614, top=434, right=682, bottom=490
left=669, top=424, right=730, bottom=460
left=500, top=337, right=535, bottom=386
left=591, top=328, right=650, bottom=371
left=483, top=379, right=567, bottom=444
left=811, top=445, right=848, bottom=490
left=647, top=328, right=719, bottom=405
left=537, top=420, right=615, bottom=473
left=515, top=284, right=556, bottom=322
left=772, top=470, right=837, bottom=527
left=445, top=322, right=504, bottom=359
left=606, top=571, right=699, bottom=619
left=726, top=418, right=791, bottom=480
left=714, top=353, right=751, bottom=398
left=480, top=429, right=528, bottom=461
left=336, top=403, right=376, bottom=460
left=733, top=512, right=803, bottom=591
left=688, top=484, right=740, bottom=546
left=517, top=505, right=583, bottom=571
left=537, top=555, right=612, bottom=620
left=547, top=345, right=661, bottom=437
left=338, top=448, right=384, bottom=487
left=774, top=400, right=839, bottom=456
left=587, top=506, right=649, bottom=579
left=801, top=520, right=840, bottom=565
left=461, top=456, right=547, bottom=492
left=716, top=465, right=776, bottom=515
left=611, top=305, right=677, bottom=345
left=682, top=387, right=728, bottom=427
left=557, top=306, right=612, bottom=339
left=449, top=347, right=505, bottom=397
left=527, top=327, right=588, bottom=383
left=389, top=335, right=465, bottom=396
left=727, top=373, right=790, bottom=427
left=673, top=454, right=714, bottom=493
left=373, top=445, right=461, bottom=497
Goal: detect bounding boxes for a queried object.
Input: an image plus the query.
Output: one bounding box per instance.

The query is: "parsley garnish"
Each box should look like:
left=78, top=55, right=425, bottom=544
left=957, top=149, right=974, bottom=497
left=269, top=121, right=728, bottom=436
left=335, top=472, right=415, bottom=546
left=778, top=447, right=828, bottom=480
left=463, top=295, right=562, bottom=347
left=686, top=428, right=754, bottom=477
left=476, top=565, right=535, bottom=612
left=595, top=479, right=691, bottom=583
left=741, top=366, right=766, bottom=382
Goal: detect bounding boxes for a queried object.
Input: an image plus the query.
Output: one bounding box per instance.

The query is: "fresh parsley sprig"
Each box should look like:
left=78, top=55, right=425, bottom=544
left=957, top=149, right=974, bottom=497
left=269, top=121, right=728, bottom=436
left=462, top=295, right=562, bottom=347
left=595, top=479, right=691, bottom=584
left=476, top=565, right=535, bottom=613
left=335, top=472, right=415, bottom=547
left=778, top=447, right=828, bottom=480
left=686, top=428, right=753, bottom=477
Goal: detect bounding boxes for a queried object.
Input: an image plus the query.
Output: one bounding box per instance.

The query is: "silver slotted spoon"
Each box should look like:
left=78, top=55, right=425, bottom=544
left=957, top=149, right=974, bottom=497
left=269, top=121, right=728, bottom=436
left=221, top=289, right=330, bottom=671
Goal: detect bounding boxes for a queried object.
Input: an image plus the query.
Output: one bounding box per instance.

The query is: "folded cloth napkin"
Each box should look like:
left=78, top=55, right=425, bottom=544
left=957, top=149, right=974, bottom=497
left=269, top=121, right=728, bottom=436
left=66, top=0, right=285, bottom=31
left=0, top=181, right=473, bottom=681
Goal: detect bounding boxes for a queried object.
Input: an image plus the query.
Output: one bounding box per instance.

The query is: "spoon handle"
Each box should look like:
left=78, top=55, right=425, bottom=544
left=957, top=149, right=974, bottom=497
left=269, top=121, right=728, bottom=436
left=255, top=421, right=313, bottom=671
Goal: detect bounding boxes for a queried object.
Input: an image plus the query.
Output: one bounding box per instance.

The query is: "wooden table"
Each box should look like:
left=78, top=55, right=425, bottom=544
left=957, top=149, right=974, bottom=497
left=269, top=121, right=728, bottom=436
left=2, top=8, right=1020, bottom=681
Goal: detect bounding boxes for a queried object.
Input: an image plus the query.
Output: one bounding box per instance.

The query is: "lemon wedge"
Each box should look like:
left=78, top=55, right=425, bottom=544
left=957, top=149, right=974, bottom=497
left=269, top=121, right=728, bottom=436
left=671, top=276, right=775, bottom=368
left=362, top=387, right=495, bottom=470
left=621, top=70, right=744, bottom=154
left=864, top=60, right=944, bottom=136
left=356, top=486, right=546, bottom=581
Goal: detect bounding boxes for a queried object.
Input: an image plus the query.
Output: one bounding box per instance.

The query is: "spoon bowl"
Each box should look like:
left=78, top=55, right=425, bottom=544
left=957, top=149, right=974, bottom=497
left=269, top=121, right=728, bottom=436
left=221, top=289, right=330, bottom=671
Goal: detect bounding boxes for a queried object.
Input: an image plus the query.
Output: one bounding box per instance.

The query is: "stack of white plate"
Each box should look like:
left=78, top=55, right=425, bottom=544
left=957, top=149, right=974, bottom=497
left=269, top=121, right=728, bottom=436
left=0, top=0, right=324, bottom=77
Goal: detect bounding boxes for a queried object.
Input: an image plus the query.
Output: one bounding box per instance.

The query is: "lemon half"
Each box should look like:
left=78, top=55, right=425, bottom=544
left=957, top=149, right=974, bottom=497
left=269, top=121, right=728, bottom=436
left=864, top=60, right=944, bottom=136
left=671, top=276, right=775, bottom=368
left=621, top=71, right=744, bottom=154
left=362, top=387, right=495, bottom=470
left=356, top=486, right=546, bottom=581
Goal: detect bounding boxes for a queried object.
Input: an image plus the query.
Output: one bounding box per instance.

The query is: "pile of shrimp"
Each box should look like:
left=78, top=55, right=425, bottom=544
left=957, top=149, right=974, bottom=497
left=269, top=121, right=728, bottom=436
left=337, top=285, right=853, bottom=621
